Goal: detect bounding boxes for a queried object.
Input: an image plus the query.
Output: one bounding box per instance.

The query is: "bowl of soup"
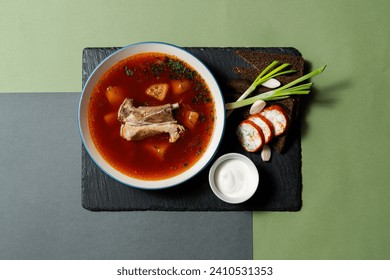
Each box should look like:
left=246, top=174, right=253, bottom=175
left=78, top=42, right=225, bottom=189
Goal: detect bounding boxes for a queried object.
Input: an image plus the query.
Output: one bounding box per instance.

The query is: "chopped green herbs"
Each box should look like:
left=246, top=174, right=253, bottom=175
left=124, top=66, right=134, bottom=76
left=164, top=57, right=197, bottom=79
left=192, top=90, right=212, bottom=104
left=126, top=56, right=199, bottom=81
left=199, top=112, right=207, bottom=123
left=150, top=63, right=164, bottom=77
left=191, top=80, right=211, bottom=104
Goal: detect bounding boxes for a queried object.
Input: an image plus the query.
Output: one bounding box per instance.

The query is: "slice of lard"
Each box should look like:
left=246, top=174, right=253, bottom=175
left=236, top=120, right=265, bottom=152
left=260, top=105, right=289, bottom=137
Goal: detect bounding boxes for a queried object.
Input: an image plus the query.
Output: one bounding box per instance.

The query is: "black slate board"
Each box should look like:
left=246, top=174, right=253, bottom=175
left=81, top=47, right=302, bottom=211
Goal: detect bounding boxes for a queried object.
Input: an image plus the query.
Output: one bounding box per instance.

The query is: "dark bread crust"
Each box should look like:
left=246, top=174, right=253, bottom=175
left=228, top=49, right=305, bottom=153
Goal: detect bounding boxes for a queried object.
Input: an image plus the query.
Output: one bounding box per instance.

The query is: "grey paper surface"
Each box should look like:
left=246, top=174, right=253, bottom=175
left=0, top=92, right=252, bottom=260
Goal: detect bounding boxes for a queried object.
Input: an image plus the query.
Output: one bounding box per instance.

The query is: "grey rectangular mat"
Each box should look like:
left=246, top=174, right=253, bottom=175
left=81, top=47, right=303, bottom=211
left=0, top=92, right=252, bottom=260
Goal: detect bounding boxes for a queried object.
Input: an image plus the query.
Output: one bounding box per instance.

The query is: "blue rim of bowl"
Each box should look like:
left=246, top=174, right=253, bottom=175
left=78, top=41, right=226, bottom=190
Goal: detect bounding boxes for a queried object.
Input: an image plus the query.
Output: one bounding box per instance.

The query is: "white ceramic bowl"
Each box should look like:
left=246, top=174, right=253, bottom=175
left=209, top=153, right=259, bottom=204
left=78, top=42, right=225, bottom=189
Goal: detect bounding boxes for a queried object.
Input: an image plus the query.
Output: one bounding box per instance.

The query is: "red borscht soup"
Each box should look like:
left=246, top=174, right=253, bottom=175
left=88, top=52, right=216, bottom=180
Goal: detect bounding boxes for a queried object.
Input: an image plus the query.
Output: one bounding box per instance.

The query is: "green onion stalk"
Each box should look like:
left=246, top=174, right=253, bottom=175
left=225, top=64, right=326, bottom=112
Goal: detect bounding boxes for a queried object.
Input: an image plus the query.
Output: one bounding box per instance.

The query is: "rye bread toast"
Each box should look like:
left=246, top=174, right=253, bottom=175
left=227, top=49, right=305, bottom=153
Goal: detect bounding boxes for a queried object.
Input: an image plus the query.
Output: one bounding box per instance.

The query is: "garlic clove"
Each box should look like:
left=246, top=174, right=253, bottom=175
left=249, top=100, right=266, bottom=115
left=261, top=78, right=281, bottom=89
left=261, top=144, right=272, bottom=161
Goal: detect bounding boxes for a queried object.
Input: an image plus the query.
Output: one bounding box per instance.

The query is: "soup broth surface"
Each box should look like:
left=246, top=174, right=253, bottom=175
left=88, top=52, right=216, bottom=180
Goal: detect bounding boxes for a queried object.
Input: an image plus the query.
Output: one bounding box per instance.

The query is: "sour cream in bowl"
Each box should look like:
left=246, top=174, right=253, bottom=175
left=208, top=153, right=259, bottom=204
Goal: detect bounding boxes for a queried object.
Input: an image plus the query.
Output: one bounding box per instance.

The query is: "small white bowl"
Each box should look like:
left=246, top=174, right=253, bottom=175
left=78, top=42, right=225, bottom=189
left=209, top=153, right=259, bottom=204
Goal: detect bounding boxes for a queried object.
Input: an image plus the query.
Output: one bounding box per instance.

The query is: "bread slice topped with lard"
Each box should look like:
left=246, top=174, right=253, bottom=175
left=236, top=104, right=289, bottom=156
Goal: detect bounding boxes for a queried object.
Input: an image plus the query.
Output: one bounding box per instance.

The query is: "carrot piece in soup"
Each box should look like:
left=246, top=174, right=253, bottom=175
left=143, top=143, right=170, bottom=161
left=106, top=86, right=126, bottom=107
left=171, top=79, right=191, bottom=95
left=182, top=110, right=199, bottom=129
left=103, top=111, right=118, bottom=125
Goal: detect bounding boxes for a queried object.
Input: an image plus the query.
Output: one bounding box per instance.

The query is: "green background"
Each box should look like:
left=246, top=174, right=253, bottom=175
left=1, top=0, right=389, bottom=259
